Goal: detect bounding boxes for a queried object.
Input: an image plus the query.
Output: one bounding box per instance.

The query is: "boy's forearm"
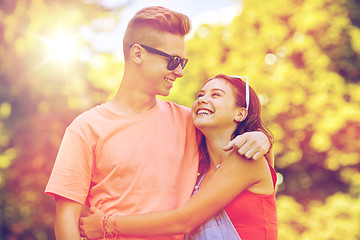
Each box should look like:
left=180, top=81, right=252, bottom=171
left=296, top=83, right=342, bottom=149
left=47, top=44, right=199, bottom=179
left=265, top=148, right=275, bottom=167
left=55, top=197, right=83, bottom=240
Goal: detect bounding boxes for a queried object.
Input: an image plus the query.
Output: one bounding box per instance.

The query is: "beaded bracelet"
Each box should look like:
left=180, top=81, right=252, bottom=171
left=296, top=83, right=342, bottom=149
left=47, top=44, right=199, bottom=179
left=113, top=215, right=120, bottom=238
left=100, top=214, right=108, bottom=240
left=101, top=213, right=117, bottom=239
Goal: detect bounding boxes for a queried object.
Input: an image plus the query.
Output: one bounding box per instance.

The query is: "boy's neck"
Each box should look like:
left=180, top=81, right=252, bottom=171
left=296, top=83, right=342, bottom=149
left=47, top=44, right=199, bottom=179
left=107, top=74, right=158, bottom=115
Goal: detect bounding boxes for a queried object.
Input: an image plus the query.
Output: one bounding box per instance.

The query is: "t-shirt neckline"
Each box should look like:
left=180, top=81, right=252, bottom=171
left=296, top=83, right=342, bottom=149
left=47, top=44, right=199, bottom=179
left=99, top=98, right=161, bottom=119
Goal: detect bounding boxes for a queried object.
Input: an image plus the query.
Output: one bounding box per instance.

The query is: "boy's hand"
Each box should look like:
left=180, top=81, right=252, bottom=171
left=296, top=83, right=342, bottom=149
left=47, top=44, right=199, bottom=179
left=224, top=131, right=270, bottom=160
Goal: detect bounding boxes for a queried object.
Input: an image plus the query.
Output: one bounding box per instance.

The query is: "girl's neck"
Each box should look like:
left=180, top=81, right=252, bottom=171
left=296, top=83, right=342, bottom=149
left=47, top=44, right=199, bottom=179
left=202, top=128, right=233, bottom=170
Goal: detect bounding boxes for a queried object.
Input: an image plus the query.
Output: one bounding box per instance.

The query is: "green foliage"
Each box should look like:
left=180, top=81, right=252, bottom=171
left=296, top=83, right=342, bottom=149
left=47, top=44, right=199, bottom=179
left=278, top=193, right=360, bottom=239
left=0, top=0, right=359, bottom=239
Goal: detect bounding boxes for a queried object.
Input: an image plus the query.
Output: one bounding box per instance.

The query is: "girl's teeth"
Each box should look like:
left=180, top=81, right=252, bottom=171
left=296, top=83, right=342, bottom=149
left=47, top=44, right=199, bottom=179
left=197, top=109, right=211, bottom=115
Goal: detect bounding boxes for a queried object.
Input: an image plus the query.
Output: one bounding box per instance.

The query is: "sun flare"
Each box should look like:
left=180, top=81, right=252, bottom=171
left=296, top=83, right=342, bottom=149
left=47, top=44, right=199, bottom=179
left=46, top=32, right=78, bottom=64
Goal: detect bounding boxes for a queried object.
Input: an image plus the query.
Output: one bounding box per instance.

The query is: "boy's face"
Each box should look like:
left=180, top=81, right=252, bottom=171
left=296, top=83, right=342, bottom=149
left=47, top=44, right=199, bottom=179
left=140, top=33, right=186, bottom=97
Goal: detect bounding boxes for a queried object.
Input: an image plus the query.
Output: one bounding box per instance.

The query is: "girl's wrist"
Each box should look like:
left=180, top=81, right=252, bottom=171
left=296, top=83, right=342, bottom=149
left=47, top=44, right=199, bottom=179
left=108, top=216, right=118, bottom=234
left=101, top=214, right=119, bottom=238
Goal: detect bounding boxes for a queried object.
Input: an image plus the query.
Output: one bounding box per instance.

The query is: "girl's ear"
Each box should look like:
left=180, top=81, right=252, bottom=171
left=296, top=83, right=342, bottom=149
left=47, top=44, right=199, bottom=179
left=130, top=44, right=143, bottom=64
left=234, top=108, right=248, bottom=122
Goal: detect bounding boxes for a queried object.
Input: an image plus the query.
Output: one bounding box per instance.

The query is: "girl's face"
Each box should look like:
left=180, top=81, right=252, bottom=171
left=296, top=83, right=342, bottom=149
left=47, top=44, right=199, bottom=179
left=192, top=78, right=245, bottom=131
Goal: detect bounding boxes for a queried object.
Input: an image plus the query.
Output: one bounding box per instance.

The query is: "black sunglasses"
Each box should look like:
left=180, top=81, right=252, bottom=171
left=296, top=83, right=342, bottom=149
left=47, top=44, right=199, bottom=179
left=130, top=44, right=188, bottom=71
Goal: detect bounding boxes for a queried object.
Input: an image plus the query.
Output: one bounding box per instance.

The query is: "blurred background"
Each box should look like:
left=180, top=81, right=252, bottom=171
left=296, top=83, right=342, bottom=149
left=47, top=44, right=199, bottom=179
left=0, top=0, right=359, bottom=239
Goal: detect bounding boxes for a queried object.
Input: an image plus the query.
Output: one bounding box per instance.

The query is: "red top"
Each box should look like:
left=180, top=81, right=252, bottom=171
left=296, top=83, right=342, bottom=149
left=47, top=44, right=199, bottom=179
left=225, top=164, right=278, bottom=240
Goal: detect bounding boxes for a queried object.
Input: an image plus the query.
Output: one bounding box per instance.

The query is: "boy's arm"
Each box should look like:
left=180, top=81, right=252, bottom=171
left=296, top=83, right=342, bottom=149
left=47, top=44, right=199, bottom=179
left=55, top=197, right=83, bottom=240
left=265, top=148, right=275, bottom=168
left=224, top=131, right=272, bottom=160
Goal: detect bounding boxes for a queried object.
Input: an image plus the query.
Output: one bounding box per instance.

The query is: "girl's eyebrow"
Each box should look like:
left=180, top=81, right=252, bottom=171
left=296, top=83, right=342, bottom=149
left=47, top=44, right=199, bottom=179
left=197, top=88, right=226, bottom=95
left=211, top=88, right=226, bottom=94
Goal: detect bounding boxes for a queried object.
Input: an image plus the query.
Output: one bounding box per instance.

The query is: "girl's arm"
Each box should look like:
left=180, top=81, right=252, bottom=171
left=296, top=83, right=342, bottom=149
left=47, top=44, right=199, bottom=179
left=80, top=153, right=272, bottom=238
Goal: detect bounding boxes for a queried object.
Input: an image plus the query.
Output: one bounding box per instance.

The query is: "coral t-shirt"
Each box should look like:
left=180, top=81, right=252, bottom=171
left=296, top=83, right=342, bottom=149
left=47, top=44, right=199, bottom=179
left=225, top=164, right=278, bottom=240
left=45, top=99, right=199, bottom=240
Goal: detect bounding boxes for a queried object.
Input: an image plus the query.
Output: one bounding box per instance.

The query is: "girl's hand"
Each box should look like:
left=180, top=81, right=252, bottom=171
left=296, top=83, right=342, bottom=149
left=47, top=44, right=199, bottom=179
left=79, top=207, right=105, bottom=239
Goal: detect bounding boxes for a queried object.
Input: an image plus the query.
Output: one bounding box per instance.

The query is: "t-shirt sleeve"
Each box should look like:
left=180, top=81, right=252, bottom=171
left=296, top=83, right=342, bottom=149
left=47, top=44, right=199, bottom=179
left=45, top=120, right=93, bottom=205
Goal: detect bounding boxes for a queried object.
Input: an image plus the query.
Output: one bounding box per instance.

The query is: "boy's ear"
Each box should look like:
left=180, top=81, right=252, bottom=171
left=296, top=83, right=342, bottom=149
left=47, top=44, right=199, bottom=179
left=130, top=44, right=143, bottom=64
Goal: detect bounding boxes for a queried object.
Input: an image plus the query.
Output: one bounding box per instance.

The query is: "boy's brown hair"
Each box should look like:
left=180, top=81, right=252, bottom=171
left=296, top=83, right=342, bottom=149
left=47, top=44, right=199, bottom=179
left=123, top=6, right=191, bottom=58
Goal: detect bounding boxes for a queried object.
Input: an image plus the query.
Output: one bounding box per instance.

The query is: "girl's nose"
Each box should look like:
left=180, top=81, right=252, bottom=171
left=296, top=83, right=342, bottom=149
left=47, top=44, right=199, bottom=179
left=198, top=95, right=208, bottom=104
